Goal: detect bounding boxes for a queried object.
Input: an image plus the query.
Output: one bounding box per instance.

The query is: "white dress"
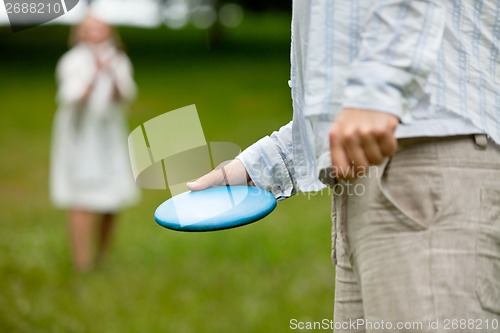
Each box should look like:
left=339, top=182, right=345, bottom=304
left=50, top=42, right=140, bottom=212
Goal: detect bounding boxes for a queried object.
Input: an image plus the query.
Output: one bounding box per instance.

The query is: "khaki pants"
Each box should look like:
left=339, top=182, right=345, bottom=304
left=332, top=135, right=500, bottom=332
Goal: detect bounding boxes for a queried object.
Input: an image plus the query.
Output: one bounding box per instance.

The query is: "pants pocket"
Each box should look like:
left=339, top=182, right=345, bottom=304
left=476, top=188, right=500, bottom=314
left=378, top=154, right=443, bottom=230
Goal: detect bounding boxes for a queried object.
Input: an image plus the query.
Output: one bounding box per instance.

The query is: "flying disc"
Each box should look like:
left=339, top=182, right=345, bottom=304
left=154, top=186, right=277, bottom=232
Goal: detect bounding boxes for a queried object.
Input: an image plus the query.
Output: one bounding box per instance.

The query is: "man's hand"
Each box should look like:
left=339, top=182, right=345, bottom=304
left=329, top=108, right=399, bottom=179
left=186, top=159, right=253, bottom=191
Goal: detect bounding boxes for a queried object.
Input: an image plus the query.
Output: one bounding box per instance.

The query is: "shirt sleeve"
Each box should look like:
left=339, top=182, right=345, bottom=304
left=56, top=47, right=137, bottom=107
left=56, top=49, right=95, bottom=106
left=342, top=0, right=446, bottom=121
left=236, top=121, right=296, bottom=200
left=110, top=53, right=137, bottom=103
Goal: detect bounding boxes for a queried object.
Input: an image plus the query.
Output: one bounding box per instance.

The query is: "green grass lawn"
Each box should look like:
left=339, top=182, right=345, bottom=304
left=0, top=14, right=335, bottom=333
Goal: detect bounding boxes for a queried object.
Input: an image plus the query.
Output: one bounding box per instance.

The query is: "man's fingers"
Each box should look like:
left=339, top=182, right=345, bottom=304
left=378, top=131, right=398, bottom=157
left=330, top=130, right=355, bottom=179
left=186, top=159, right=250, bottom=191
left=343, top=130, right=370, bottom=174
left=186, top=168, right=226, bottom=191
left=360, top=132, right=385, bottom=165
left=329, top=109, right=399, bottom=180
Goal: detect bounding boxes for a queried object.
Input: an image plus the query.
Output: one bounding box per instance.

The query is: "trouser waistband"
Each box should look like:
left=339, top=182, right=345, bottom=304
left=397, top=134, right=488, bottom=150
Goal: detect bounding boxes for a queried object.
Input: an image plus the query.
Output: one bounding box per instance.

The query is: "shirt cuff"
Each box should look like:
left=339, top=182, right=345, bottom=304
left=236, top=136, right=294, bottom=200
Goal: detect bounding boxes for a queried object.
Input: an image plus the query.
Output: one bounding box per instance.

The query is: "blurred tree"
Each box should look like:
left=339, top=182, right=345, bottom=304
left=230, top=0, right=291, bottom=12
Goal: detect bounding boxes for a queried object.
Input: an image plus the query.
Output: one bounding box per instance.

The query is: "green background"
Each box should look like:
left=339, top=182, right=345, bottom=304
left=0, top=13, right=335, bottom=333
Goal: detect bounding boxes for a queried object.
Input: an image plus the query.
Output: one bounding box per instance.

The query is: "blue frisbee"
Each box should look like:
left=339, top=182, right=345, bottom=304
left=154, top=186, right=277, bottom=232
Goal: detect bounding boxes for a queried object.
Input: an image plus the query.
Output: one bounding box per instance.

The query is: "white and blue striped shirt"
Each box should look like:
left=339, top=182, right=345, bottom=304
left=238, top=0, right=500, bottom=198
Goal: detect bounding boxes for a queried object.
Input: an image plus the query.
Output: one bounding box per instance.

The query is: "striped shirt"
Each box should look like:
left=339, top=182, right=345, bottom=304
left=238, top=0, right=500, bottom=198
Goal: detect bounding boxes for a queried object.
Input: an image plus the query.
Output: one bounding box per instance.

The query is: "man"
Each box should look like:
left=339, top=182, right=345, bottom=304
left=188, top=1, right=500, bottom=331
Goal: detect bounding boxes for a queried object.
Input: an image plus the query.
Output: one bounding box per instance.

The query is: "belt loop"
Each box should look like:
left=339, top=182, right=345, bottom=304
left=474, top=134, right=488, bottom=150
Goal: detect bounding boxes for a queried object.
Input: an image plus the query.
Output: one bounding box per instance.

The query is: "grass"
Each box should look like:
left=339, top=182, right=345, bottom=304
left=0, top=13, right=335, bottom=333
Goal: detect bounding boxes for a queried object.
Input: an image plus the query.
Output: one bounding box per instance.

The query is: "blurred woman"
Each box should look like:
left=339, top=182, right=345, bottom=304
left=50, top=15, right=139, bottom=272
